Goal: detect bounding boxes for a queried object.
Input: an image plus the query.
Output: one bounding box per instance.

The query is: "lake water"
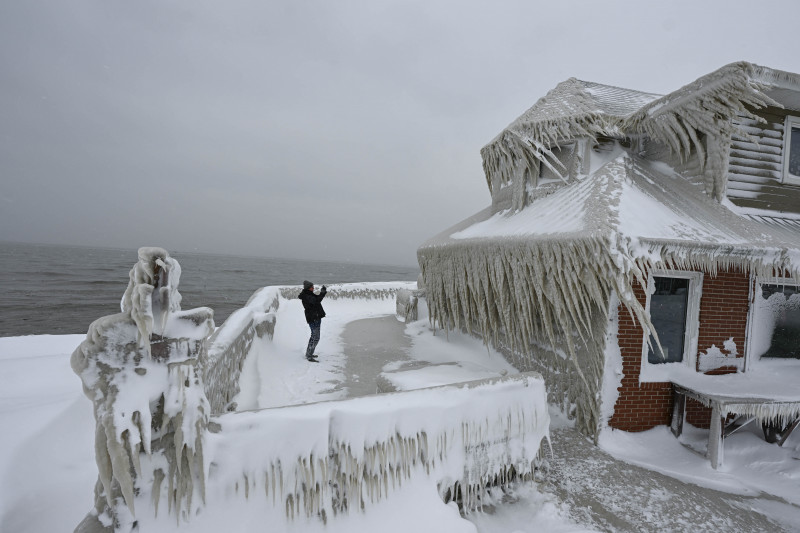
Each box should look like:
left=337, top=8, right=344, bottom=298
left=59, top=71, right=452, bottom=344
left=0, top=242, right=419, bottom=337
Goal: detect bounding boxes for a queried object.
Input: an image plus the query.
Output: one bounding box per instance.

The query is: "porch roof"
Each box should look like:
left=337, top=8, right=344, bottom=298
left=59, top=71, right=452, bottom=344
left=433, top=153, right=800, bottom=275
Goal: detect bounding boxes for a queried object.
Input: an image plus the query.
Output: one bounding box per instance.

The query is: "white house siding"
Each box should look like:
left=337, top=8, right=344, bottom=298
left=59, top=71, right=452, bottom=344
left=728, top=106, right=800, bottom=214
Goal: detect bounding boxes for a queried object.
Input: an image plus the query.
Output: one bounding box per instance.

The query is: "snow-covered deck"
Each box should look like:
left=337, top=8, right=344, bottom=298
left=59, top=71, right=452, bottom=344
left=669, top=360, right=800, bottom=469
left=669, top=359, right=800, bottom=403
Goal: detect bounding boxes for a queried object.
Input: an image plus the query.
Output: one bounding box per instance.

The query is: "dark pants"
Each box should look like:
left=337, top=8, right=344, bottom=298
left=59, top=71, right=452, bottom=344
left=306, top=319, right=321, bottom=357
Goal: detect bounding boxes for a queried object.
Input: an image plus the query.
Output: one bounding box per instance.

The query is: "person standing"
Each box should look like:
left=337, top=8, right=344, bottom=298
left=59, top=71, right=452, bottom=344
left=299, top=280, right=327, bottom=362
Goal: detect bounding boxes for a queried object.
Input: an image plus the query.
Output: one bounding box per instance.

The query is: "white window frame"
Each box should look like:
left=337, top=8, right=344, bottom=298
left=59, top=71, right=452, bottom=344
left=782, top=115, right=800, bottom=185
left=639, top=270, right=703, bottom=383
left=745, top=275, right=800, bottom=367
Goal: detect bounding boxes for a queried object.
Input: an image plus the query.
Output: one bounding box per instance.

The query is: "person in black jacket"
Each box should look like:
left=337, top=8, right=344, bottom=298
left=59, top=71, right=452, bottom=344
left=299, top=280, right=327, bottom=361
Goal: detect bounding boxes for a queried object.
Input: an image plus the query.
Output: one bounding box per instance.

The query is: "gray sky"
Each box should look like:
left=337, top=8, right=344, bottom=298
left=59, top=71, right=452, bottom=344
left=1, top=1, right=798, bottom=266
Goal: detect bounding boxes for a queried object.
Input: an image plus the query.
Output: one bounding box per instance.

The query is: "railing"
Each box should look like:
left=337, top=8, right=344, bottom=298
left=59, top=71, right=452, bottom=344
left=204, top=286, right=282, bottom=413
left=154, top=372, right=549, bottom=527
left=204, top=282, right=416, bottom=413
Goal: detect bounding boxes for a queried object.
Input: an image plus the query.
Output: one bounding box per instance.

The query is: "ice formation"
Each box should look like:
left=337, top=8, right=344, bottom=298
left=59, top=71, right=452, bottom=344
left=395, top=288, right=421, bottom=322
left=419, top=235, right=627, bottom=438
left=201, top=373, right=549, bottom=522
left=481, top=62, right=785, bottom=208
left=480, top=77, right=661, bottom=207
left=72, top=247, right=214, bottom=532
left=685, top=393, right=800, bottom=429
left=697, top=340, right=743, bottom=373
left=278, top=282, right=413, bottom=302
left=624, top=62, right=780, bottom=201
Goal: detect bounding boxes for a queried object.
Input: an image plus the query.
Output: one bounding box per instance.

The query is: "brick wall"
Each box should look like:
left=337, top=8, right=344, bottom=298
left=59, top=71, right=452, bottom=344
left=696, top=270, right=750, bottom=363
left=609, top=268, right=751, bottom=432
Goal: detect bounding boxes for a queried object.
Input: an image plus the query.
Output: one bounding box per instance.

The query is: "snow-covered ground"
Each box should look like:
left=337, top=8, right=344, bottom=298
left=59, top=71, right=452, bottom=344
left=2, top=294, right=800, bottom=532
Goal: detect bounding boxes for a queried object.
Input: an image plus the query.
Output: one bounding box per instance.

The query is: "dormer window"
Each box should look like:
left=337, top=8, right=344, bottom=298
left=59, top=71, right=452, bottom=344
left=783, top=115, right=800, bottom=185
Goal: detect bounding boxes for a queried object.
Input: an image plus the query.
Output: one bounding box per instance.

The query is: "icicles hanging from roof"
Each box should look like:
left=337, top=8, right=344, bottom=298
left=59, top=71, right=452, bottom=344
left=623, top=61, right=780, bottom=201
left=481, top=62, right=784, bottom=205
left=481, top=78, right=628, bottom=197
left=632, top=242, right=799, bottom=282
left=418, top=233, right=654, bottom=438
left=481, top=115, right=610, bottom=196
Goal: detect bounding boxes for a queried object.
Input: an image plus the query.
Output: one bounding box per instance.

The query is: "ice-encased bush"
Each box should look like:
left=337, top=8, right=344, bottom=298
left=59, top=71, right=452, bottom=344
left=71, top=247, right=214, bottom=532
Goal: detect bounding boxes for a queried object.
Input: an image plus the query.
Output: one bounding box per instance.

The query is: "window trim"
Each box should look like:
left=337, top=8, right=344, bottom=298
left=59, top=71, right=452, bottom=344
left=639, top=270, right=703, bottom=383
left=782, top=115, right=800, bottom=185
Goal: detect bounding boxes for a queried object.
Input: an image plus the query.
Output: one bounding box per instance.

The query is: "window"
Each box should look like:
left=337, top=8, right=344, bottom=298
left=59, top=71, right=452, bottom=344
left=750, top=279, right=800, bottom=359
left=783, top=116, right=800, bottom=185
left=647, top=277, right=690, bottom=364
left=640, top=271, right=703, bottom=382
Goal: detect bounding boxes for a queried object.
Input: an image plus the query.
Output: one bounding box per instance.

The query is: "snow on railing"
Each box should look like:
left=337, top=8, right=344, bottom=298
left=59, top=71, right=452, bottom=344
left=204, top=286, right=281, bottom=413
left=277, top=281, right=415, bottom=302
left=163, top=372, right=549, bottom=527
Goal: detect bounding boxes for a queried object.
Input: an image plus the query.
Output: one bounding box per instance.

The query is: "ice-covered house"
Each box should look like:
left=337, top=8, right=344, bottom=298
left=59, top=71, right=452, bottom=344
left=418, top=62, right=800, bottom=446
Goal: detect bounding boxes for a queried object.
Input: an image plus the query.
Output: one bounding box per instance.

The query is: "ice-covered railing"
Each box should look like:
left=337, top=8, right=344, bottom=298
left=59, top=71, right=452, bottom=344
left=147, top=372, right=549, bottom=528
left=277, top=282, right=413, bottom=302
left=204, top=286, right=281, bottom=413
left=205, top=282, right=416, bottom=413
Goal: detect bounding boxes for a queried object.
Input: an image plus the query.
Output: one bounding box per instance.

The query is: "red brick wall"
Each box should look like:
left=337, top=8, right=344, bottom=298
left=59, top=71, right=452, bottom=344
left=696, top=270, right=750, bottom=366
left=609, top=268, right=751, bottom=432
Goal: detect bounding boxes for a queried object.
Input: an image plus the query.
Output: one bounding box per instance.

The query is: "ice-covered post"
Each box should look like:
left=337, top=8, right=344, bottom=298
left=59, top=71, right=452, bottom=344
left=395, top=288, right=421, bottom=322
left=71, top=247, right=214, bottom=532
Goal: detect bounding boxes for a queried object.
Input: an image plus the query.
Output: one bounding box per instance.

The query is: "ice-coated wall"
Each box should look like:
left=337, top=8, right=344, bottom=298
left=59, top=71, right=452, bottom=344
left=138, top=372, right=549, bottom=529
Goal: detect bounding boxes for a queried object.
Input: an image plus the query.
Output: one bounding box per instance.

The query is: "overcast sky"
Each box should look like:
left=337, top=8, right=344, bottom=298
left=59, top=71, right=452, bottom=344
left=1, top=1, right=798, bottom=266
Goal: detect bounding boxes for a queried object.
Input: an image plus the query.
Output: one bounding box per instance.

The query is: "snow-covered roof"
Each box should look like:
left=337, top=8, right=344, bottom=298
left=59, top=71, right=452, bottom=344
left=480, top=78, right=661, bottom=191
left=481, top=62, right=796, bottom=199
left=442, top=154, right=800, bottom=269
left=497, top=78, right=661, bottom=136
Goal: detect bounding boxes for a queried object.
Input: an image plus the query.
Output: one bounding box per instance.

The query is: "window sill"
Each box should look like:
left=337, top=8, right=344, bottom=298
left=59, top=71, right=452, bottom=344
left=639, top=361, right=696, bottom=384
